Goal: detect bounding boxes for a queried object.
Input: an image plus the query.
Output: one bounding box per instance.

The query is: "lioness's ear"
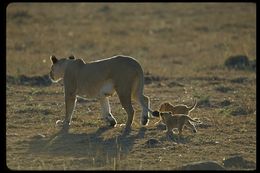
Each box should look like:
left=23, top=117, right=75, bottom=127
left=50, top=55, right=58, bottom=64
left=68, top=55, right=75, bottom=59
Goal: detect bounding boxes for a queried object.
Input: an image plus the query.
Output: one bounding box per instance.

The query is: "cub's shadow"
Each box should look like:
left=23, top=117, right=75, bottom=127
left=158, top=131, right=193, bottom=144
left=28, top=126, right=146, bottom=165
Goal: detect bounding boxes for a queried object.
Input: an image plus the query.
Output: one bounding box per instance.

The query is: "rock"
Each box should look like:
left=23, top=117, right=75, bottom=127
left=230, top=77, right=248, bottom=84
left=179, top=161, right=225, bottom=170
left=198, top=97, right=211, bottom=108
left=144, top=72, right=168, bottom=85
left=229, top=106, right=248, bottom=116
left=215, top=85, right=234, bottom=93
left=220, top=99, right=232, bottom=107
left=249, top=59, right=256, bottom=70
left=196, top=123, right=212, bottom=129
left=224, top=55, right=249, bottom=69
left=167, top=80, right=185, bottom=87
left=223, top=156, right=256, bottom=169
left=98, top=5, right=110, bottom=13
left=224, top=55, right=255, bottom=71
left=145, top=138, right=161, bottom=148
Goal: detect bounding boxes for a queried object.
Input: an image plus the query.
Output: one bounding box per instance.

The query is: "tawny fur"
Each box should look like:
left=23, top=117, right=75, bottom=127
left=159, top=112, right=201, bottom=140
left=49, top=55, right=158, bottom=134
left=155, top=100, right=197, bottom=125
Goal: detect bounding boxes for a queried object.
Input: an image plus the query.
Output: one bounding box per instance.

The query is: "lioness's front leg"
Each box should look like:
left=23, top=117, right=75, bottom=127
left=59, top=92, right=76, bottom=133
left=99, top=96, right=117, bottom=127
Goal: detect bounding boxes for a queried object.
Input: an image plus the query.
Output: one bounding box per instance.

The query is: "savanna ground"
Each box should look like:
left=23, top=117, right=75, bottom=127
left=6, top=3, right=256, bottom=170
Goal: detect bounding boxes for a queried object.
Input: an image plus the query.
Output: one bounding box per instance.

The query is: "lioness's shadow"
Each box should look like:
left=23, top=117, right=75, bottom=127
left=28, top=126, right=147, bottom=165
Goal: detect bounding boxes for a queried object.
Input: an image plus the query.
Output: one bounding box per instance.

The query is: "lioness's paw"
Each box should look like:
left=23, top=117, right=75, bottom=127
left=108, top=117, right=117, bottom=127
left=102, top=116, right=117, bottom=127
left=141, top=116, right=149, bottom=126
left=55, top=120, right=64, bottom=127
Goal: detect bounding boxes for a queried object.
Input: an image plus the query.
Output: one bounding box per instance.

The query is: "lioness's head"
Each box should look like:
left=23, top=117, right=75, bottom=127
left=49, top=55, right=75, bottom=82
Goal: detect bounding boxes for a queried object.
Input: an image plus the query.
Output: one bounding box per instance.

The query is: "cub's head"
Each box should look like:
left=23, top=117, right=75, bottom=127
left=49, top=55, right=75, bottom=82
left=159, top=102, right=173, bottom=112
left=159, top=112, right=173, bottom=122
left=159, top=111, right=173, bottom=118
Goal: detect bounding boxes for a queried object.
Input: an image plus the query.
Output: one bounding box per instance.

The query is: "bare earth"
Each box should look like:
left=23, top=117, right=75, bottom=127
left=6, top=3, right=256, bottom=170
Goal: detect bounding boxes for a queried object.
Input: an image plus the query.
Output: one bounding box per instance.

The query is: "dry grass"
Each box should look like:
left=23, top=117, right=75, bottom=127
left=6, top=3, right=256, bottom=170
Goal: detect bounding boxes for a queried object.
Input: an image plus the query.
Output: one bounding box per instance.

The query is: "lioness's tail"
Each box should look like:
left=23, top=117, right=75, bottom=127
left=188, top=99, right=197, bottom=112
left=139, top=96, right=160, bottom=118
left=135, top=67, right=159, bottom=118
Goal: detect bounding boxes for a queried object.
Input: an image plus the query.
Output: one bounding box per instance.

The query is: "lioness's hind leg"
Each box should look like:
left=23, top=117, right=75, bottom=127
left=99, top=96, right=117, bottom=127
left=140, top=95, right=150, bottom=125
left=118, top=93, right=134, bottom=131
left=133, top=94, right=150, bottom=126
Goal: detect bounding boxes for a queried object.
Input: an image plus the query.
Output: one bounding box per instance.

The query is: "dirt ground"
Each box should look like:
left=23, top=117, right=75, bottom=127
left=6, top=3, right=256, bottom=170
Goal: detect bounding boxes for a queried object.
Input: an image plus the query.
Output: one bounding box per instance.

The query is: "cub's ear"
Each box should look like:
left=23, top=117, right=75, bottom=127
left=68, top=55, right=75, bottom=59
left=168, top=111, right=172, bottom=115
left=50, top=55, right=58, bottom=64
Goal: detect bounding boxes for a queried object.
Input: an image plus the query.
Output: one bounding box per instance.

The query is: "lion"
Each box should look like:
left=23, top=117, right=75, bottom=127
left=49, top=55, right=159, bottom=133
left=155, top=99, right=197, bottom=125
left=159, top=112, right=201, bottom=141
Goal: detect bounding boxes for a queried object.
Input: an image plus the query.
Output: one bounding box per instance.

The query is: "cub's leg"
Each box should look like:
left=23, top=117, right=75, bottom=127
left=166, top=127, right=174, bottom=141
left=177, top=124, right=185, bottom=143
left=185, top=120, right=198, bottom=133
left=99, top=96, right=117, bottom=127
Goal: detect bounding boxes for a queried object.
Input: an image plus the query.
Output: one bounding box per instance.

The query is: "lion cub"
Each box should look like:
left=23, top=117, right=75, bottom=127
left=159, top=112, right=201, bottom=140
left=155, top=99, right=197, bottom=125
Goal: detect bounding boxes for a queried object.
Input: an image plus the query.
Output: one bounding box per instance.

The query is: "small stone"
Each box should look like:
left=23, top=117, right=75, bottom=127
left=179, top=161, right=225, bottom=170
left=223, top=156, right=255, bottom=169
left=145, top=138, right=161, bottom=148
left=33, top=133, right=46, bottom=139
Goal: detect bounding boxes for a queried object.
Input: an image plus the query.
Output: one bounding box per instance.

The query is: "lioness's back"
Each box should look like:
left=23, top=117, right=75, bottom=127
left=92, top=55, right=142, bottom=71
left=89, top=55, right=144, bottom=83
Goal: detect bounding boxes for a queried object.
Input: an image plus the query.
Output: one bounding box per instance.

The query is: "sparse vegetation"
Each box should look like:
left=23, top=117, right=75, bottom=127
left=6, top=3, right=255, bottom=170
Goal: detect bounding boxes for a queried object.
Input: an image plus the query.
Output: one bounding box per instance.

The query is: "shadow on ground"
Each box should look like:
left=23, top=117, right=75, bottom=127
left=27, top=126, right=147, bottom=166
left=6, top=74, right=52, bottom=86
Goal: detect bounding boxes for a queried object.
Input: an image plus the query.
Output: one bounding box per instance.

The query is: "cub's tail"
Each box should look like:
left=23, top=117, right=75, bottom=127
left=188, top=99, right=197, bottom=112
left=187, top=116, right=201, bottom=124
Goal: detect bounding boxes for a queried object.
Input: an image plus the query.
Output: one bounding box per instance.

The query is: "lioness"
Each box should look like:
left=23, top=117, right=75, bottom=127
left=159, top=112, right=201, bottom=140
left=49, top=55, right=159, bottom=133
left=155, top=99, right=197, bottom=125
